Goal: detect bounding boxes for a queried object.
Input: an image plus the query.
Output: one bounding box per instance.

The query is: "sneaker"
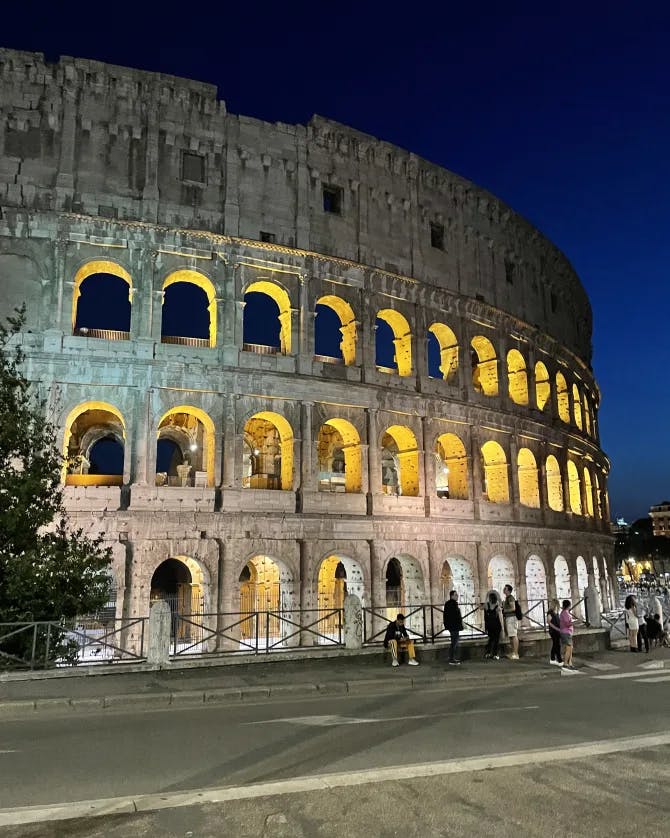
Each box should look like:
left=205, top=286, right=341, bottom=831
left=510, top=653, right=520, bottom=660
left=558, top=661, right=564, bottom=667
left=549, top=659, right=559, bottom=666
left=391, top=659, right=399, bottom=667
left=493, top=655, right=500, bottom=660
left=408, top=659, right=419, bottom=666
left=448, top=660, right=461, bottom=666
left=484, top=653, right=491, bottom=659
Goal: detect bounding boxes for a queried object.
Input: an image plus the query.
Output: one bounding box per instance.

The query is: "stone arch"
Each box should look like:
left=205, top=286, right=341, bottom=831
left=435, top=432, right=468, bottom=499
left=384, top=554, right=426, bottom=619
left=583, top=468, right=594, bottom=516
left=376, top=309, right=412, bottom=376
left=149, top=555, right=210, bottom=640
left=567, top=460, right=582, bottom=514
left=487, top=555, right=516, bottom=593
left=546, top=455, right=564, bottom=512
left=577, top=555, right=589, bottom=597
left=315, top=295, right=356, bottom=365
left=317, top=418, right=362, bottom=493
left=572, top=383, right=583, bottom=430
left=517, top=448, right=540, bottom=508
left=243, top=411, right=294, bottom=491
left=239, top=554, right=297, bottom=645
left=481, top=440, right=509, bottom=503
left=471, top=335, right=498, bottom=396
left=554, top=556, right=571, bottom=601
left=161, top=269, right=216, bottom=347
left=243, top=280, right=292, bottom=354
left=381, top=425, right=419, bottom=497
left=525, top=555, right=548, bottom=604
left=440, top=556, right=476, bottom=603
left=556, top=372, right=570, bottom=423
left=427, top=322, right=459, bottom=383
left=157, top=405, right=215, bottom=488
left=535, top=361, right=551, bottom=411
left=63, top=401, right=126, bottom=486
left=507, top=349, right=529, bottom=406
left=71, top=260, right=132, bottom=337
left=317, top=554, right=366, bottom=609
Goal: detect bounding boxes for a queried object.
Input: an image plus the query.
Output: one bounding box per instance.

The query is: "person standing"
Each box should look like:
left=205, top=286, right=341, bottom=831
left=547, top=598, right=563, bottom=666
left=443, top=589, right=464, bottom=666
left=624, top=594, right=639, bottom=652
left=502, top=584, right=520, bottom=659
left=483, top=590, right=504, bottom=660
left=559, top=599, right=575, bottom=669
left=650, top=589, right=664, bottom=628
left=636, top=598, right=650, bottom=653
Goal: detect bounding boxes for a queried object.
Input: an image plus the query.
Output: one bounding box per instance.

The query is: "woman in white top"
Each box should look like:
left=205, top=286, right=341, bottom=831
left=624, top=594, right=639, bottom=652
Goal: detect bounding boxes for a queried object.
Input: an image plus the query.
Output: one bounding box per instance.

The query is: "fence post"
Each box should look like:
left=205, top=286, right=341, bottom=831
left=147, top=601, right=171, bottom=666
left=584, top=583, right=601, bottom=628
left=343, top=594, right=363, bottom=649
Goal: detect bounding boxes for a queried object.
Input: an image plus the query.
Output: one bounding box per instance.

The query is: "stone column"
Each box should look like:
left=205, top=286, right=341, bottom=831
left=470, top=429, right=483, bottom=508
left=136, top=389, right=156, bottom=485
left=132, top=248, right=157, bottom=341
left=51, top=237, right=67, bottom=334
left=359, top=444, right=370, bottom=495
left=222, top=394, right=237, bottom=488
left=367, top=539, right=386, bottom=642
left=300, top=401, right=316, bottom=493
left=422, top=417, right=435, bottom=510
left=538, top=444, right=548, bottom=518
left=508, top=436, right=520, bottom=509
left=569, top=564, right=583, bottom=619
left=147, top=601, right=171, bottom=666
left=367, top=408, right=381, bottom=499
left=561, top=452, right=572, bottom=514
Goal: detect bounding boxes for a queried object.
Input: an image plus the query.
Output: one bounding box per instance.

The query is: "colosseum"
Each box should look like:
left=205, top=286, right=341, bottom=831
left=0, top=48, right=614, bottom=652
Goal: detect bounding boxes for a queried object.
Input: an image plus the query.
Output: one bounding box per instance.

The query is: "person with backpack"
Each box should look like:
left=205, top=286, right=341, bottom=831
left=443, top=589, right=464, bottom=665
left=547, top=598, right=563, bottom=666
left=502, top=583, right=521, bottom=659
left=483, top=590, right=504, bottom=660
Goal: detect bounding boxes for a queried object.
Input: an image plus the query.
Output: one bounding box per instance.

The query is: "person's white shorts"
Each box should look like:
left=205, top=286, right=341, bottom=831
left=505, top=616, right=518, bottom=637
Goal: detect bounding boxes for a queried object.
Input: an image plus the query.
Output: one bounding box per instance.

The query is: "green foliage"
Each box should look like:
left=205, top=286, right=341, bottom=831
left=0, top=308, right=112, bottom=666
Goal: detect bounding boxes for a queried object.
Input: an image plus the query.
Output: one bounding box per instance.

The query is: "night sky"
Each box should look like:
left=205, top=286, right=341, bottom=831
left=3, top=2, right=668, bottom=522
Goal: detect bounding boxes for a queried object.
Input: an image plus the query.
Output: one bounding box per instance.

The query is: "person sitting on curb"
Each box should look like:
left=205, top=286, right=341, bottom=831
left=443, top=589, right=464, bottom=666
left=502, top=584, right=520, bottom=659
left=383, top=613, right=419, bottom=668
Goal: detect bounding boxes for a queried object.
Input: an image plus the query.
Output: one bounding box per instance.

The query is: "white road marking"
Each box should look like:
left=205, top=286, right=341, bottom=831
left=583, top=662, right=619, bottom=671
left=633, top=675, right=670, bottom=684
left=2, top=730, right=670, bottom=827
left=242, top=705, right=540, bottom=726
left=638, top=660, right=665, bottom=670
left=594, top=671, right=661, bottom=680
left=0, top=751, right=18, bottom=755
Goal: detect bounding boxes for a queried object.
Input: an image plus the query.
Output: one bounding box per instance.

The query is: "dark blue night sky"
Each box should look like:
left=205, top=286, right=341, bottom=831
left=3, top=1, right=668, bottom=521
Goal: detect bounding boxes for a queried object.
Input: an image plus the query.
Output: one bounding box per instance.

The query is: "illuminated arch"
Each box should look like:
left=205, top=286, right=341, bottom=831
left=239, top=554, right=296, bottom=642
left=572, top=383, right=583, bottom=429
left=384, top=554, right=425, bottom=621
left=471, top=336, right=498, bottom=396
left=487, top=555, right=515, bottom=592
left=157, top=405, right=216, bottom=488
left=315, top=295, right=356, bottom=365
left=583, top=467, right=594, bottom=516
left=525, top=555, right=548, bottom=604
left=567, top=460, right=582, bottom=514
left=376, top=309, right=412, bottom=377
left=507, top=349, right=529, bottom=406
left=545, top=454, right=564, bottom=511
left=428, top=323, right=459, bottom=383
left=245, top=280, right=292, bottom=354
left=517, top=448, right=540, bottom=508
left=556, top=372, right=570, bottom=423
left=243, top=411, right=294, bottom=491
left=162, top=269, right=217, bottom=347
left=317, top=418, right=362, bottom=493
left=71, top=260, right=132, bottom=333
left=381, top=425, right=419, bottom=497
left=440, top=556, right=476, bottom=603
left=554, top=556, right=571, bottom=601
left=317, top=555, right=365, bottom=638
left=481, top=440, right=509, bottom=504
left=535, top=361, right=551, bottom=411
left=434, top=432, right=468, bottom=499
left=62, top=401, right=126, bottom=486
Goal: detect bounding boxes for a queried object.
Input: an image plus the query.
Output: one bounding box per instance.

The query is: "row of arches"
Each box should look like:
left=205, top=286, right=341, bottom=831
left=69, top=262, right=597, bottom=438
left=63, top=401, right=608, bottom=517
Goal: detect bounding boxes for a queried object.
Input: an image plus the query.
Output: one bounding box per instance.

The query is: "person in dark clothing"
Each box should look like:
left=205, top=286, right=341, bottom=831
left=383, top=613, right=419, bottom=667
left=547, top=598, right=563, bottom=666
left=637, top=600, right=650, bottom=653
left=483, top=590, right=504, bottom=660
left=443, top=590, right=464, bottom=665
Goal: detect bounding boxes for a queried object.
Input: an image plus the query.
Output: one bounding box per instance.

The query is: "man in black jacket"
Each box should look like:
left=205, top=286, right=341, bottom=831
left=383, top=614, right=419, bottom=667
left=443, top=590, right=464, bottom=665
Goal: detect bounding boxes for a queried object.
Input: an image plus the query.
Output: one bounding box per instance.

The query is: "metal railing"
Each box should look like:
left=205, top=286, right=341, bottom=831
left=601, top=609, right=627, bottom=639
left=313, top=354, right=344, bottom=365
left=242, top=342, right=281, bottom=355
left=74, top=327, right=130, bottom=340
left=522, top=599, right=547, bottom=631
left=161, top=335, right=211, bottom=348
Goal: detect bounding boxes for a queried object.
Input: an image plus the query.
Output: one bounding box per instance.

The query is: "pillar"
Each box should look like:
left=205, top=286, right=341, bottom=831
left=367, top=408, right=381, bottom=498
left=422, top=417, right=435, bottom=505
left=300, top=401, right=316, bottom=493
left=222, top=394, right=237, bottom=488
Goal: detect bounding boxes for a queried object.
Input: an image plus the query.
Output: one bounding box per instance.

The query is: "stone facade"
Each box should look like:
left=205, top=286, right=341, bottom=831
left=0, top=49, right=614, bottom=629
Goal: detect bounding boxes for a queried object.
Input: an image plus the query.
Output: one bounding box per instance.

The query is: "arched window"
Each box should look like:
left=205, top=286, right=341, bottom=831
left=434, top=433, right=468, bottom=499
left=376, top=309, right=412, bottom=376
left=317, top=419, right=362, bottom=493
left=507, top=349, right=529, bottom=406
left=72, top=260, right=132, bottom=340
left=381, top=425, right=419, bottom=496
left=315, top=296, right=356, bottom=365
left=63, top=401, right=126, bottom=486
left=572, top=383, right=583, bottom=429
left=583, top=468, right=594, bottom=516
left=534, top=361, right=551, bottom=411
left=156, top=406, right=216, bottom=488
left=481, top=440, right=509, bottom=503
left=243, top=411, right=294, bottom=491
left=427, top=323, right=459, bottom=383
left=556, top=373, right=570, bottom=423
left=161, top=270, right=216, bottom=347
left=471, top=336, right=498, bottom=396
left=567, top=460, right=582, bottom=514
left=517, top=448, right=540, bottom=508
left=243, top=281, right=292, bottom=355
left=545, top=454, right=564, bottom=511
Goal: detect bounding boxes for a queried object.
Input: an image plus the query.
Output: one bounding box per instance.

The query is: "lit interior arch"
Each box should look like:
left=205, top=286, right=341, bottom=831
left=546, top=454, right=564, bottom=511
left=583, top=467, right=594, bottom=516
left=554, top=556, right=571, bottom=601
left=381, top=425, right=419, bottom=496
left=481, top=440, right=509, bottom=503
left=376, top=309, right=412, bottom=377
left=572, top=383, right=583, bottom=429
left=315, top=295, right=357, bottom=365
left=317, top=555, right=366, bottom=637
left=428, top=323, right=459, bottom=383
left=162, top=269, right=217, bottom=347
left=71, top=260, right=133, bottom=335
left=556, top=373, right=570, bottom=423
left=157, top=405, right=216, bottom=488
left=243, top=411, right=294, bottom=491
left=434, top=432, right=468, bottom=499
left=239, top=554, right=296, bottom=641
left=517, top=447, right=540, bottom=508
left=244, top=280, right=292, bottom=354
left=317, top=418, right=362, bottom=493
left=525, top=555, right=548, bottom=603
left=63, top=400, right=126, bottom=486
left=471, top=336, right=498, bottom=396
left=567, top=460, right=582, bottom=514
left=535, top=361, right=551, bottom=411
left=507, top=349, right=529, bottom=406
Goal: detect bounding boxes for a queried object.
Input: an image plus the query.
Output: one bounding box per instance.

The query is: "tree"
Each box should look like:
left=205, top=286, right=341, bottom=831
left=0, top=308, right=112, bottom=666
